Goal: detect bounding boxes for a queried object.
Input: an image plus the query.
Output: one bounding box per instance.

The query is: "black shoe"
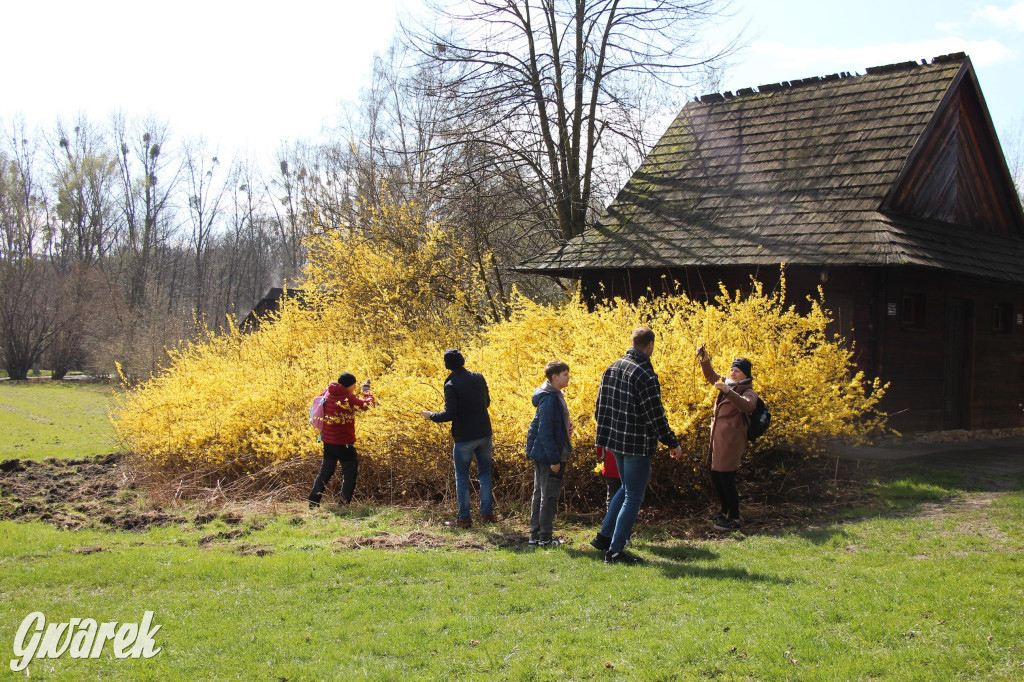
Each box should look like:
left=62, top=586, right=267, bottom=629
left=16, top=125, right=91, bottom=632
left=708, top=512, right=727, bottom=523
left=604, top=549, right=643, bottom=565
left=590, top=533, right=611, bottom=552
left=539, top=539, right=563, bottom=548
left=714, top=518, right=742, bottom=532
left=528, top=537, right=540, bottom=547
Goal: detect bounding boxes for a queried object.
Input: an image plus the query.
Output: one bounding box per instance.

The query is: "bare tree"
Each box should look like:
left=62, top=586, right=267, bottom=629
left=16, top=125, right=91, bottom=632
left=38, top=117, right=121, bottom=378
left=50, top=116, right=119, bottom=268
left=113, top=115, right=179, bottom=311
left=268, top=142, right=319, bottom=282
left=210, top=158, right=277, bottom=325
left=182, top=138, right=230, bottom=317
left=404, top=0, right=737, bottom=241
left=0, top=123, right=65, bottom=379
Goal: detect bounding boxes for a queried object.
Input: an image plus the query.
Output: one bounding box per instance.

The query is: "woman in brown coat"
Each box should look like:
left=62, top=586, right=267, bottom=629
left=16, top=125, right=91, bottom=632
left=698, top=350, right=757, bottom=531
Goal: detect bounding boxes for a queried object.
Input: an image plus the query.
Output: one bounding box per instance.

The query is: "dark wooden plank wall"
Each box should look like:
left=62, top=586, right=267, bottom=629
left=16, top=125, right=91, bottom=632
left=582, top=265, right=1024, bottom=432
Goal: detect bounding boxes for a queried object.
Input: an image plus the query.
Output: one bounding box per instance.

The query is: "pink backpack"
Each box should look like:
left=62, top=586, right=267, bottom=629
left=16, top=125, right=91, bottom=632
left=308, top=388, right=329, bottom=433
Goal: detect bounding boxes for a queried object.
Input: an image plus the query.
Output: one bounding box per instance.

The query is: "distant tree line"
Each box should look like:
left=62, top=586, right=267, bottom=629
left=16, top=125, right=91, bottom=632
left=0, top=115, right=297, bottom=380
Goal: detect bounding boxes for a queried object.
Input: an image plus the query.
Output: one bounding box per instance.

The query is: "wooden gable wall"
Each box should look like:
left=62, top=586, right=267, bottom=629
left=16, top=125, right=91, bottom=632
left=885, top=66, right=1024, bottom=236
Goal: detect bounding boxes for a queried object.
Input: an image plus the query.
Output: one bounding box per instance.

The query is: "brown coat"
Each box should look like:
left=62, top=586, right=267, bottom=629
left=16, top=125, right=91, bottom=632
left=700, top=359, right=757, bottom=472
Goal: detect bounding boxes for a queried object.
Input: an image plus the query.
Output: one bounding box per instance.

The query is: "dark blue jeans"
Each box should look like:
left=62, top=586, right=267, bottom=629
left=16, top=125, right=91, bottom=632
left=599, top=453, right=651, bottom=553
left=453, top=436, right=494, bottom=520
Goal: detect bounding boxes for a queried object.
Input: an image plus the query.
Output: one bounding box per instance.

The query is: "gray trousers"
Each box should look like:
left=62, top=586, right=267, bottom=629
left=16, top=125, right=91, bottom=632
left=529, top=461, right=564, bottom=541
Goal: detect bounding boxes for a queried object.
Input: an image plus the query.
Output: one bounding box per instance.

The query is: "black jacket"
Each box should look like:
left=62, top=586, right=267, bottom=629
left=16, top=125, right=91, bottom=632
left=429, top=368, right=492, bottom=442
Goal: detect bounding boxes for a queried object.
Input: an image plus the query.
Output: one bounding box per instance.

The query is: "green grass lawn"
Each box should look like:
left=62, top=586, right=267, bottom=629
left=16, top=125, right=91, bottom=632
left=2, top=479, right=1023, bottom=679
left=2, top=384, right=1022, bottom=679
left=0, top=381, right=120, bottom=461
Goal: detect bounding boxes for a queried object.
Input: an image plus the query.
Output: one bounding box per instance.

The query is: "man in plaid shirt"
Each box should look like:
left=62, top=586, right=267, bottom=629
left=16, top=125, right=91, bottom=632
left=591, top=326, right=681, bottom=564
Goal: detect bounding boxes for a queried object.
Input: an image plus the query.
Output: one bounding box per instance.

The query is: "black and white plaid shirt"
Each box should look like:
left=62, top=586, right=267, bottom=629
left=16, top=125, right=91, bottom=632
left=594, top=347, right=679, bottom=458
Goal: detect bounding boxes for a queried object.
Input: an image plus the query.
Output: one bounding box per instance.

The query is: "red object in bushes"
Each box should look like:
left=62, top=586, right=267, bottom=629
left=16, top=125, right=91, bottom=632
left=597, top=446, right=619, bottom=479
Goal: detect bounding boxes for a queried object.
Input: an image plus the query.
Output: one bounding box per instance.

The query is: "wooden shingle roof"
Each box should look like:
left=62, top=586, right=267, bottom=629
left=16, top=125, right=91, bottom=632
left=519, top=54, right=1024, bottom=283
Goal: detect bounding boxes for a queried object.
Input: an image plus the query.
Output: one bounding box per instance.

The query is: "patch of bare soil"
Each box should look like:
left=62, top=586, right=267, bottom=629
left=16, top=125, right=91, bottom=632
left=913, top=492, right=1015, bottom=543
left=916, top=492, right=997, bottom=520
left=0, top=454, right=186, bottom=531
left=198, top=528, right=248, bottom=545
left=234, top=544, right=274, bottom=556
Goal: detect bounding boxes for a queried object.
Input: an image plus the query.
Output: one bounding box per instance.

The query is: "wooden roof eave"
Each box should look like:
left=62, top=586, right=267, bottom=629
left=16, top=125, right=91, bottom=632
left=961, top=63, right=1024, bottom=234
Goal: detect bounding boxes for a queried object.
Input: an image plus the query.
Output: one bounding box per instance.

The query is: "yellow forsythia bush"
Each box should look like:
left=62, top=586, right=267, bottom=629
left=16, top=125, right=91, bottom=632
left=113, top=205, right=886, bottom=506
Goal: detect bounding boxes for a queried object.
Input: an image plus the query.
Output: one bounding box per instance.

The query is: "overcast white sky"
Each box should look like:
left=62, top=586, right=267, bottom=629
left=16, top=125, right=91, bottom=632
left=2, top=0, right=1022, bottom=165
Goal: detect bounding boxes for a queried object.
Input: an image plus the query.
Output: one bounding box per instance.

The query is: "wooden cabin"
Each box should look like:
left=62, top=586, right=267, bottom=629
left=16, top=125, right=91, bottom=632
left=240, top=287, right=305, bottom=333
left=518, top=54, right=1024, bottom=433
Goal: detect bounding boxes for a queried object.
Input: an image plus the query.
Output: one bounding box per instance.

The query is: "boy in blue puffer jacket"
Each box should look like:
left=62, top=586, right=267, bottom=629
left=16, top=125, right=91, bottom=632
left=525, top=361, right=572, bottom=547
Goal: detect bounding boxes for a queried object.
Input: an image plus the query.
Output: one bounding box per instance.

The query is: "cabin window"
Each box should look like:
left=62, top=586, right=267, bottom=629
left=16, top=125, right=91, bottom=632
left=901, top=293, right=925, bottom=328
left=993, top=303, right=1012, bottom=334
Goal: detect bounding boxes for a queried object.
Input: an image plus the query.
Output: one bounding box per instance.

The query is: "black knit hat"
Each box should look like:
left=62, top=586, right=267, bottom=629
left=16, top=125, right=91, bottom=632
left=337, top=372, right=357, bottom=387
left=443, top=349, right=465, bottom=370
left=731, top=358, right=752, bottom=378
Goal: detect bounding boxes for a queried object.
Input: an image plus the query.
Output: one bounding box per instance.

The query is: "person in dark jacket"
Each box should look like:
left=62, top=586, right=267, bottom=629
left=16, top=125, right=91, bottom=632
left=420, top=349, right=494, bottom=528
left=525, top=361, right=572, bottom=547
left=590, top=327, right=681, bottom=564
left=309, top=372, right=375, bottom=508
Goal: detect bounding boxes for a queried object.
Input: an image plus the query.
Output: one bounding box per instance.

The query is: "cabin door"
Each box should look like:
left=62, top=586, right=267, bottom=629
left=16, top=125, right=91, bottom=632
left=942, top=296, right=974, bottom=429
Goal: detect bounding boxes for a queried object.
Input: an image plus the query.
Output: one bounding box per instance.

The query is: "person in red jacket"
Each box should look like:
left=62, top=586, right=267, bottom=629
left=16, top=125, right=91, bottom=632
left=308, top=372, right=375, bottom=508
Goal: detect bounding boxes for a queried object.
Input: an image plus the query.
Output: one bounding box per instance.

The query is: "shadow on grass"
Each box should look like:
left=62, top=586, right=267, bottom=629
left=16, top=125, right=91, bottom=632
left=656, top=563, right=793, bottom=583
left=793, top=526, right=850, bottom=545
left=647, top=544, right=718, bottom=562
left=558, top=544, right=792, bottom=583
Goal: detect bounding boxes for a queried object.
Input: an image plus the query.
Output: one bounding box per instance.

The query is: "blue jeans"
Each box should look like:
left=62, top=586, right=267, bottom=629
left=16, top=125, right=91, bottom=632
left=599, top=453, right=652, bottom=553
left=453, top=436, right=494, bottom=520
